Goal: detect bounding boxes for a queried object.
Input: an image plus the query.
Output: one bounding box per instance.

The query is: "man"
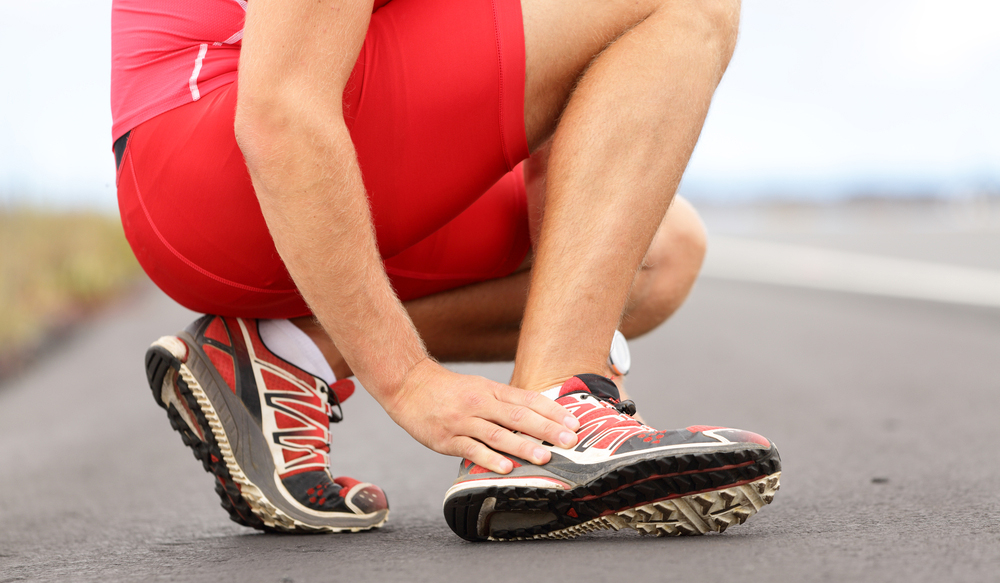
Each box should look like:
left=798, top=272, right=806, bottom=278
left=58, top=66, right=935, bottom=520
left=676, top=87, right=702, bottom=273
left=112, top=0, right=780, bottom=540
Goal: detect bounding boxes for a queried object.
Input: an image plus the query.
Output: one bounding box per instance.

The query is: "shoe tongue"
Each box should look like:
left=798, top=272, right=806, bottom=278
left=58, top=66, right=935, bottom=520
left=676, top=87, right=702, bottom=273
left=561, top=374, right=621, bottom=401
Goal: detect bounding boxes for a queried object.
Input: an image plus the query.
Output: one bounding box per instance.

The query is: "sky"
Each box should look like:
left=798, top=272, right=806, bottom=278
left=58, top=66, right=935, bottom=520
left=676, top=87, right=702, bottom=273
left=0, top=0, right=998, bottom=209
left=685, top=0, right=1000, bottom=201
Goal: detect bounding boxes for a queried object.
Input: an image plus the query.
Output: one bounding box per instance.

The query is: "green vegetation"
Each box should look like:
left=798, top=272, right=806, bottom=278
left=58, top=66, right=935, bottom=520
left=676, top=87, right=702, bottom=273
left=0, top=208, right=142, bottom=356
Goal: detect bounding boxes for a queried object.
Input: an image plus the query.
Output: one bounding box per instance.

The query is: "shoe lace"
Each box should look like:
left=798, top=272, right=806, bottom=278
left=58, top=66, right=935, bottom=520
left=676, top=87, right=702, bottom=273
left=322, top=382, right=345, bottom=424
left=584, top=391, right=637, bottom=417
left=571, top=374, right=638, bottom=418
left=614, top=399, right=637, bottom=416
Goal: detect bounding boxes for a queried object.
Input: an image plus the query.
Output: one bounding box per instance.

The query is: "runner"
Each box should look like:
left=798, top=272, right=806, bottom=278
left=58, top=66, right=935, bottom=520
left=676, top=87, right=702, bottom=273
left=112, top=0, right=780, bottom=539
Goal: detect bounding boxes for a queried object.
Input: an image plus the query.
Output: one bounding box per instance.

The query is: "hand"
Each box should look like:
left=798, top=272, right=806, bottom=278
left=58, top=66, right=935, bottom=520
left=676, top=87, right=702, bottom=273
left=382, top=358, right=581, bottom=474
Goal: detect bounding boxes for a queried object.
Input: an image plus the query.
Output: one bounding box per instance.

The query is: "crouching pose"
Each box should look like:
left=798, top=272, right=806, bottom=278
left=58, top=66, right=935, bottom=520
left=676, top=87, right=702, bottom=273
left=112, top=0, right=780, bottom=539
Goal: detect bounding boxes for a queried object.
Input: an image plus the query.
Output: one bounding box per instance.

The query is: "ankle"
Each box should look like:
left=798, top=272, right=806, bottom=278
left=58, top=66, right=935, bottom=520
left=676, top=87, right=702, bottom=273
left=511, top=373, right=573, bottom=393
left=511, top=367, right=614, bottom=394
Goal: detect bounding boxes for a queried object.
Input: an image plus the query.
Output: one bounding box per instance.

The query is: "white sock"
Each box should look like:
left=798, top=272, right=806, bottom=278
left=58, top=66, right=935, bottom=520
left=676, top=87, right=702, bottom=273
left=258, top=319, right=337, bottom=385
left=541, top=385, right=563, bottom=401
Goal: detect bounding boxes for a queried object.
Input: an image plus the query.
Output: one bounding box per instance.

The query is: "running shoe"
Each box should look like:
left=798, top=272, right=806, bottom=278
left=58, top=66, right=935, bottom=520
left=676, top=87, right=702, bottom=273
left=443, top=374, right=780, bottom=540
left=145, top=315, right=389, bottom=532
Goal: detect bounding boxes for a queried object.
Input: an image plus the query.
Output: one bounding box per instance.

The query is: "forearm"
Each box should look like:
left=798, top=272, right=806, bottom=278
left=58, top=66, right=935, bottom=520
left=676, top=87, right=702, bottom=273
left=233, top=0, right=427, bottom=402
left=231, top=0, right=577, bottom=473
left=240, top=125, right=578, bottom=473
left=239, top=112, right=427, bottom=403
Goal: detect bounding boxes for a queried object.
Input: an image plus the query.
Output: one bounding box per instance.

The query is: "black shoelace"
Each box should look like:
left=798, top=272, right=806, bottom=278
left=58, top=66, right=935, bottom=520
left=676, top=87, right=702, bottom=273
left=584, top=391, right=638, bottom=417
left=323, top=385, right=344, bottom=423
left=614, top=399, right=637, bottom=416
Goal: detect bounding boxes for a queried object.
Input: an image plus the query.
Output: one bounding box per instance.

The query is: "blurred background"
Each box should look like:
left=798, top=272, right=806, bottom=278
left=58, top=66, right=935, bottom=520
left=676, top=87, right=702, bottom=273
left=1, top=1, right=999, bottom=580
left=1, top=0, right=998, bottom=371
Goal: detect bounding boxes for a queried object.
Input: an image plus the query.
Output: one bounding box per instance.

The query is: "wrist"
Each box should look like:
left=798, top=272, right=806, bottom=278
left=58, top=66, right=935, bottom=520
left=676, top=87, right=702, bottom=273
left=327, top=309, right=429, bottom=407
left=378, top=354, right=438, bottom=417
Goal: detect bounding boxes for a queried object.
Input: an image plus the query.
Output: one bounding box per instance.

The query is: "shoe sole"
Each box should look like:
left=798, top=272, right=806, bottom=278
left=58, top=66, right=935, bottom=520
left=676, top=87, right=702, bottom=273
left=444, top=449, right=780, bottom=541
left=145, top=335, right=389, bottom=533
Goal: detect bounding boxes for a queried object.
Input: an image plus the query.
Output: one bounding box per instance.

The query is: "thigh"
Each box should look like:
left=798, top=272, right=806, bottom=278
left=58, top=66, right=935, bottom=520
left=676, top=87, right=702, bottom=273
left=520, top=0, right=660, bottom=149
left=347, top=0, right=529, bottom=258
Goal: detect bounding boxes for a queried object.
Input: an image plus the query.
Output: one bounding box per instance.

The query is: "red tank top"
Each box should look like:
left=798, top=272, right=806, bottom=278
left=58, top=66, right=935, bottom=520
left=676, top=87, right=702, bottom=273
left=110, top=0, right=391, bottom=142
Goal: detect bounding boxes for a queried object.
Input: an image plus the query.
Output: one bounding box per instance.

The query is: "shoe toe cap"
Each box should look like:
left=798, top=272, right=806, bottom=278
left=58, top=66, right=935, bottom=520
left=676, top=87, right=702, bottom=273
left=334, top=477, right=389, bottom=514
left=686, top=425, right=772, bottom=448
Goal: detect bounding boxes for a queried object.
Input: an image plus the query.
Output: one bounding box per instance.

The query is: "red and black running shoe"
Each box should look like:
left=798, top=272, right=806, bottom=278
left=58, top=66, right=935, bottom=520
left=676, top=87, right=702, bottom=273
left=443, top=374, right=780, bottom=541
left=144, top=315, right=389, bottom=532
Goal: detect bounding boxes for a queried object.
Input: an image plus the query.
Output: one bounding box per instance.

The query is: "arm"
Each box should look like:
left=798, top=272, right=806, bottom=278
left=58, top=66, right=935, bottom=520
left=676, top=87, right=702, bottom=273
left=234, top=0, right=578, bottom=473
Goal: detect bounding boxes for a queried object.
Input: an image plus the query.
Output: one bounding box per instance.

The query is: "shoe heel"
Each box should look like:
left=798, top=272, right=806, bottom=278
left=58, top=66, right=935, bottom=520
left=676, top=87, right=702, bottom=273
left=145, top=336, right=186, bottom=409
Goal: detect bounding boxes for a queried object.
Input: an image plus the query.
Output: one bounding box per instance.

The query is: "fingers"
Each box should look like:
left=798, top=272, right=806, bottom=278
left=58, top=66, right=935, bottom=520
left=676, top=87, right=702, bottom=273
left=450, top=436, right=515, bottom=474
left=485, top=401, right=578, bottom=451
left=516, top=385, right=580, bottom=431
left=506, top=384, right=581, bottom=431
left=451, top=379, right=573, bottom=463
left=466, top=419, right=552, bottom=466
left=385, top=364, right=586, bottom=474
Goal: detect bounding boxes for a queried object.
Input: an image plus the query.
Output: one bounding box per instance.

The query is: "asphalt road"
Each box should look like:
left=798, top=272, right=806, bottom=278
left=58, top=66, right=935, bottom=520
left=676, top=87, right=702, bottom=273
left=2, top=221, right=999, bottom=582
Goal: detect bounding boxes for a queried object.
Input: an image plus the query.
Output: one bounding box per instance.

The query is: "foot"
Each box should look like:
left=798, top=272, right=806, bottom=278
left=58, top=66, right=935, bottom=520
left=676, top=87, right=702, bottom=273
left=145, top=315, right=389, bottom=532
left=443, top=374, right=780, bottom=541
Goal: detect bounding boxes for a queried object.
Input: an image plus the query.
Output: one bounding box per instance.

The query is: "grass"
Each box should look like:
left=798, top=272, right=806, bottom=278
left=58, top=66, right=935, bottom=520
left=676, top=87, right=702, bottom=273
left=0, top=208, right=143, bottom=358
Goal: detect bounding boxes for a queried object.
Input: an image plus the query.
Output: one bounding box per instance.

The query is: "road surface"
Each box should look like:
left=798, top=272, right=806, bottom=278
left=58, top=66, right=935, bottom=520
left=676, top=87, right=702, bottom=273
left=2, top=210, right=999, bottom=582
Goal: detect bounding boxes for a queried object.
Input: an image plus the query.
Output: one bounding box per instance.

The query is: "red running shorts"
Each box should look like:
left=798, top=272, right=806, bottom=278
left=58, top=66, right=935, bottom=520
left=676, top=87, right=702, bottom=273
left=116, top=0, right=530, bottom=319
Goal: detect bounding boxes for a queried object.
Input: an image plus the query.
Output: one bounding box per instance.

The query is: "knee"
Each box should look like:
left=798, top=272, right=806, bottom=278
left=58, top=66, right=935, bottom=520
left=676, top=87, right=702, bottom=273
left=671, top=0, right=741, bottom=72
left=623, top=197, right=706, bottom=336
left=644, top=196, right=707, bottom=282
left=689, top=0, right=741, bottom=41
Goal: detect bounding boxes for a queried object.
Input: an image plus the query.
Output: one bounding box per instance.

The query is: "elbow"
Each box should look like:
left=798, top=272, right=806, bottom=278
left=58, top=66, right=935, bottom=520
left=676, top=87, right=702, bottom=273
left=690, top=0, right=741, bottom=76
left=234, top=85, right=351, bottom=188
left=233, top=90, right=287, bottom=180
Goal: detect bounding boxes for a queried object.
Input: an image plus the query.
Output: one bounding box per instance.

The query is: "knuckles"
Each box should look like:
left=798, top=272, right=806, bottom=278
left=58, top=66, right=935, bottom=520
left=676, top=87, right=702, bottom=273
left=462, top=390, right=490, bottom=410
left=508, top=406, right=528, bottom=424
left=518, top=388, right=540, bottom=407
left=485, top=425, right=508, bottom=446
left=459, top=440, right=481, bottom=461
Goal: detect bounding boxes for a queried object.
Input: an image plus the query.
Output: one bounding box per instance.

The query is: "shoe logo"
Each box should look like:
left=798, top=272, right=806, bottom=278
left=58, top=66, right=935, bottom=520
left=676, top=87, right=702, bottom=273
left=260, top=369, right=331, bottom=475
left=237, top=319, right=331, bottom=477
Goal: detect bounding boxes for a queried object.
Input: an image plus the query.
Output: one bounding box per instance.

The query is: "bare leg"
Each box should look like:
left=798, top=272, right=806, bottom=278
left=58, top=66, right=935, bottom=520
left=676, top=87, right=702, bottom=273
left=528, top=165, right=707, bottom=412
left=293, top=195, right=705, bottom=381
left=524, top=145, right=707, bottom=340
left=292, top=0, right=731, bottom=395
left=511, top=0, right=739, bottom=391
left=621, top=197, right=706, bottom=339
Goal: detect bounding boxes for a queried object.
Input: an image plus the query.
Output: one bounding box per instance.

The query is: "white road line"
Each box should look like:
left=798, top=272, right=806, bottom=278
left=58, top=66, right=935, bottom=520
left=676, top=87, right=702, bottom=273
left=701, top=235, right=1000, bottom=309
